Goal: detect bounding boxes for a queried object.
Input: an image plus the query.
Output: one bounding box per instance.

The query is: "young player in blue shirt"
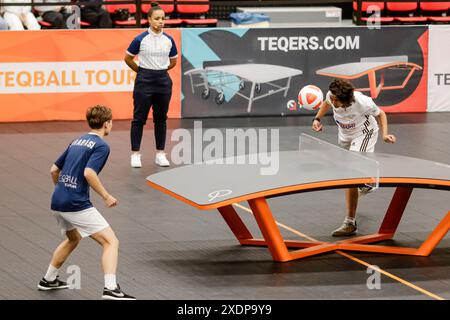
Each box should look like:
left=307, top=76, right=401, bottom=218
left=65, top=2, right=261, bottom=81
left=38, top=105, right=135, bottom=300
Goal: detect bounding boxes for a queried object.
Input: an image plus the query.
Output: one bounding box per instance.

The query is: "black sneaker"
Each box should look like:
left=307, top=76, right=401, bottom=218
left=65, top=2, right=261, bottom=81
left=102, top=284, right=136, bottom=300
left=38, top=276, right=69, bottom=291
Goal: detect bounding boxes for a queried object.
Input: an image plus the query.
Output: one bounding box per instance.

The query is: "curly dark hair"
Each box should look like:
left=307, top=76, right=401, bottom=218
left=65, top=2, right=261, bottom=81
left=329, top=79, right=355, bottom=107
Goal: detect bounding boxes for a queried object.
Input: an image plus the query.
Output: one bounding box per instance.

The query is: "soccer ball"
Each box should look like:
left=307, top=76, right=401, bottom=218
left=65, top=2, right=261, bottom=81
left=298, top=85, right=323, bottom=111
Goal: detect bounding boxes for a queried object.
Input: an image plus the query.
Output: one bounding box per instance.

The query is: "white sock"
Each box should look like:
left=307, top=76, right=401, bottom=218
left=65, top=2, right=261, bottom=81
left=344, top=217, right=356, bottom=224
left=104, top=274, right=117, bottom=290
left=44, top=264, right=59, bottom=282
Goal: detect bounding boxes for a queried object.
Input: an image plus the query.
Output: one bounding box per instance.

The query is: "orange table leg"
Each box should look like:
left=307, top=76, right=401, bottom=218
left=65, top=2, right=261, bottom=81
left=218, top=190, right=447, bottom=261
left=240, top=239, right=325, bottom=249
left=248, top=197, right=291, bottom=262
left=384, top=66, right=419, bottom=91
left=379, top=186, right=413, bottom=234
left=416, top=211, right=450, bottom=256
left=337, top=211, right=450, bottom=256
left=219, top=200, right=334, bottom=261
left=338, top=187, right=449, bottom=257
left=358, top=66, right=419, bottom=94
left=247, top=197, right=338, bottom=262
left=339, top=186, right=413, bottom=245
left=368, top=70, right=381, bottom=99
left=218, top=205, right=253, bottom=244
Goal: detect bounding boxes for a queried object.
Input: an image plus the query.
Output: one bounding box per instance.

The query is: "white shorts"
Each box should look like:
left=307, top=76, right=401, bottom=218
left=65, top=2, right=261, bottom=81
left=339, top=130, right=378, bottom=153
left=52, top=207, right=110, bottom=238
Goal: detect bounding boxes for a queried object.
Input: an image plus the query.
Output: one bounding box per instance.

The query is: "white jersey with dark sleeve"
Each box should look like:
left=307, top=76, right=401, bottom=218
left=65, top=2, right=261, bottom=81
left=326, top=91, right=381, bottom=142
left=126, top=28, right=178, bottom=70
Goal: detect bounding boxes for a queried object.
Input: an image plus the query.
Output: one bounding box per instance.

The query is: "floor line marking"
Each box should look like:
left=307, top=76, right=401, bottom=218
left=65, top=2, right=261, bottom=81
left=232, top=203, right=445, bottom=300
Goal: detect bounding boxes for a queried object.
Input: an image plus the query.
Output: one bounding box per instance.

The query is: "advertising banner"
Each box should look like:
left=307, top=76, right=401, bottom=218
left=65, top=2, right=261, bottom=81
left=181, top=27, right=428, bottom=118
left=428, top=25, right=450, bottom=112
left=0, top=29, right=181, bottom=122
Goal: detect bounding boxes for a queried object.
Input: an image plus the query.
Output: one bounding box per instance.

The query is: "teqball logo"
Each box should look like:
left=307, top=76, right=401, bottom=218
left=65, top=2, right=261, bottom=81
left=286, top=100, right=297, bottom=111
left=208, top=190, right=232, bottom=202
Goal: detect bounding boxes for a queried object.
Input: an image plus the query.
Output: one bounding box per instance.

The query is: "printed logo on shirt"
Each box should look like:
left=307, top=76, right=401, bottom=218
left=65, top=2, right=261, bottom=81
left=335, top=120, right=356, bottom=130
left=370, top=105, right=379, bottom=114
left=59, top=175, right=78, bottom=189
left=70, top=139, right=96, bottom=149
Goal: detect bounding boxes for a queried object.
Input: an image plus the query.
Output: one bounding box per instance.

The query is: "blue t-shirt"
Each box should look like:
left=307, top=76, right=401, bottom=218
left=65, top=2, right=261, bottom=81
left=51, top=133, right=110, bottom=212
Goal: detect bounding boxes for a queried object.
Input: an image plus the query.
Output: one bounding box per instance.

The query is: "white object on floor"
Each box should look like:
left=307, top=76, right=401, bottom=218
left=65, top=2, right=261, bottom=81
left=155, top=153, right=170, bottom=167
left=131, top=153, right=142, bottom=168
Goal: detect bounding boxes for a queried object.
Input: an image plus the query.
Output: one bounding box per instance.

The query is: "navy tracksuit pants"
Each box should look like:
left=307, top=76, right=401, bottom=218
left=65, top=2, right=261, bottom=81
left=131, top=67, right=172, bottom=151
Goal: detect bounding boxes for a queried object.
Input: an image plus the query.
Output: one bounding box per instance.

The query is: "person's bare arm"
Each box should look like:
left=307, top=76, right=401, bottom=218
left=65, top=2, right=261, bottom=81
left=167, top=57, right=177, bottom=71
left=376, top=109, right=396, bottom=143
left=50, top=164, right=61, bottom=186
left=84, top=168, right=118, bottom=207
left=124, top=54, right=139, bottom=73
left=311, top=100, right=332, bottom=132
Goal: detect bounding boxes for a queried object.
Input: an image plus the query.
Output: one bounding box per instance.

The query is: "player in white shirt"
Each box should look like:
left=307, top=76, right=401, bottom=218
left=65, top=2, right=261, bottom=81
left=312, top=79, right=396, bottom=236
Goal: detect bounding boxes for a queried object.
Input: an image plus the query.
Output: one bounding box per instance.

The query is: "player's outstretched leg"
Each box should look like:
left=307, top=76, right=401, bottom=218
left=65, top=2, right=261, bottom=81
left=38, top=229, right=81, bottom=290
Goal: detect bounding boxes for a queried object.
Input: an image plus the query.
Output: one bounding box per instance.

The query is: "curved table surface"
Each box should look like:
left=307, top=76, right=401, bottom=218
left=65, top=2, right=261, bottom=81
left=147, top=151, right=450, bottom=210
left=316, top=61, right=422, bottom=78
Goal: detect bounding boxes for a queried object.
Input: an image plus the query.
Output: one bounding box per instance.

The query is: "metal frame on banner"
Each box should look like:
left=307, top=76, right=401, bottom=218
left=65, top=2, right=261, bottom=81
left=184, top=63, right=302, bottom=113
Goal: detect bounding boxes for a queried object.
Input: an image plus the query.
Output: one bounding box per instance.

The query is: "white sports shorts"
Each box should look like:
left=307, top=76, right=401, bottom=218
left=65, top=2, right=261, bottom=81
left=52, top=207, right=110, bottom=238
left=339, top=130, right=378, bottom=153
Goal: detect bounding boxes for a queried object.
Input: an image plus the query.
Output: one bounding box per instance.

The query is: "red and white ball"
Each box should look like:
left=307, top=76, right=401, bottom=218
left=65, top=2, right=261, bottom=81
left=298, top=85, right=323, bottom=111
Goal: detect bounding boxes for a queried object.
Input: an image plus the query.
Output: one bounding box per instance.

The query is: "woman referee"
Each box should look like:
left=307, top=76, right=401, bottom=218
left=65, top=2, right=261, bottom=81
left=124, top=2, right=177, bottom=168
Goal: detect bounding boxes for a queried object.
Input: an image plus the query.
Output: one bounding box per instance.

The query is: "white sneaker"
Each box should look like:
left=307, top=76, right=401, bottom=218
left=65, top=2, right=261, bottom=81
left=130, top=153, right=142, bottom=168
left=155, top=153, right=170, bottom=167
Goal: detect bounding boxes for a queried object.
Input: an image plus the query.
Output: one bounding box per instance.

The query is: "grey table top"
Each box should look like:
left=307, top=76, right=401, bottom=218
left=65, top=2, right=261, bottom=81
left=316, top=58, right=420, bottom=77
left=147, top=151, right=450, bottom=209
left=205, top=64, right=303, bottom=84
